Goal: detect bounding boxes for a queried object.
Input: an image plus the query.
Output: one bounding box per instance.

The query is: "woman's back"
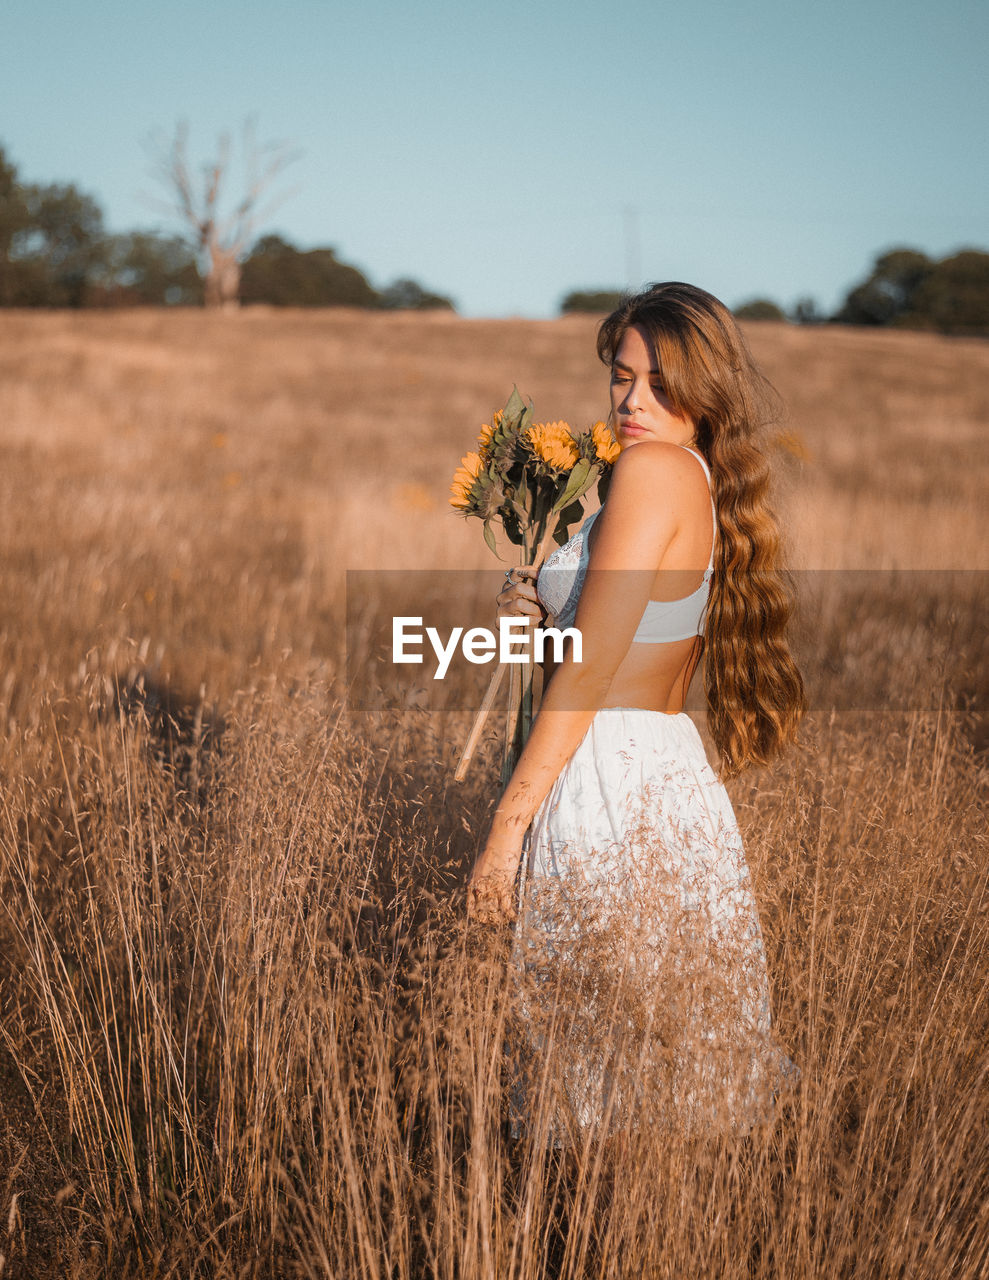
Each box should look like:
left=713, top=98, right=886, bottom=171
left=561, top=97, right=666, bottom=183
left=538, top=443, right=716, bottom=714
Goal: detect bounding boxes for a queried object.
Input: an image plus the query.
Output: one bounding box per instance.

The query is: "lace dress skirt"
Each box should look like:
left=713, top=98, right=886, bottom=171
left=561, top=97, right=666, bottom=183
left=507, top=706, right=796, bottom=1146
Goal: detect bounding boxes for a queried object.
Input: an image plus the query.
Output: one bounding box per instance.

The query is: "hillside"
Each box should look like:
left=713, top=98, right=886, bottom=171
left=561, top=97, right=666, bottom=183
left=0, top=309, right=985, bottom=702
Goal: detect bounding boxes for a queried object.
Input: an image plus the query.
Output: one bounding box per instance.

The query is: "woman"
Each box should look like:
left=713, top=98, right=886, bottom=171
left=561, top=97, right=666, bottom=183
left=467, top=282, right=805, bottom=1141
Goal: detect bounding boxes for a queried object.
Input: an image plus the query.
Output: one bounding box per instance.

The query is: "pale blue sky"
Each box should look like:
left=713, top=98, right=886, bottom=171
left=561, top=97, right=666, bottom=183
left=2, top=0, right=986, bottom=316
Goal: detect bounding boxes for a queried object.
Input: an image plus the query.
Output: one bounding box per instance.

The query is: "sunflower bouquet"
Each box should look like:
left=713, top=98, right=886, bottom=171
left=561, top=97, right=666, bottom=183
left=450, top=387, right=620, bottom=783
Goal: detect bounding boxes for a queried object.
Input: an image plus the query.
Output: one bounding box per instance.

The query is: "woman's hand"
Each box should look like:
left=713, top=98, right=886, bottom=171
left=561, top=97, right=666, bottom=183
left=467, top=831, right=525, bottom=926
left=496, top=566, right=546, bottom=628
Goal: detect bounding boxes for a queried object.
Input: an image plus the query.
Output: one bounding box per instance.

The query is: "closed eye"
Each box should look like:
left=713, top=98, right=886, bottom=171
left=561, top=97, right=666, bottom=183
left=610, top=373, right=666, bottom=396
left=611, top=363, right=665, bottom=392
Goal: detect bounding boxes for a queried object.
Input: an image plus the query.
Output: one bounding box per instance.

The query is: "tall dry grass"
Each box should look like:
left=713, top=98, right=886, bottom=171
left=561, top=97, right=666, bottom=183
left=0, top=308, right=986, bottom=1277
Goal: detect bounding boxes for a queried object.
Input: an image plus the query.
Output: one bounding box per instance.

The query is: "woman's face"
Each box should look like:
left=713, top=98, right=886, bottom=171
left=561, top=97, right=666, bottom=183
left=608, top=325, right=696, bottom=451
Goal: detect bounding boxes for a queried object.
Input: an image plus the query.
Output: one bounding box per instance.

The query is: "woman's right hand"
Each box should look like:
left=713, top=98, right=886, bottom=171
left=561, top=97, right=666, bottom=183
left=496, top=566, right=546, bottom=628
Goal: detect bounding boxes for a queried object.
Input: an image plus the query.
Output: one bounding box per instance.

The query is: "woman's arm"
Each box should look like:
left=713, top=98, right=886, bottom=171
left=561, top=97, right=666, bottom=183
left=468, top=442, right=700, bottom=919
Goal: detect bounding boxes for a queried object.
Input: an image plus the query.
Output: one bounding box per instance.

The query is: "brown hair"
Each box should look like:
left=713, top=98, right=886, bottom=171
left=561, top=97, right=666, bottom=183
left=597, top=281, right=805, bottom=777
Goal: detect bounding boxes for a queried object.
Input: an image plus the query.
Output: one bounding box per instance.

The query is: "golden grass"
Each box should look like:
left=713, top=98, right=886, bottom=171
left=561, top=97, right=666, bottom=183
left=0, top=308, right=986, bottom=1277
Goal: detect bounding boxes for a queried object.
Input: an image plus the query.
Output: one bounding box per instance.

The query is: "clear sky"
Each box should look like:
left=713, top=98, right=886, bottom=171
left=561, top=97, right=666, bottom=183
left=2, top=0, right=986, bottom=317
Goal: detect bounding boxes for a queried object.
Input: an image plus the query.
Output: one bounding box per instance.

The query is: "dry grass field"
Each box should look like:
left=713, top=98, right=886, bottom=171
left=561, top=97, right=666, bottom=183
left=0, top=308, right=986, bottom=1277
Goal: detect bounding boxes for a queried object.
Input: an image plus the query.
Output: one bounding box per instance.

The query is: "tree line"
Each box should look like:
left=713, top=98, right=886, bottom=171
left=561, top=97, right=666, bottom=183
left=3, top=136, right=986, bottom=330
left=562, top=246, right=989, bottom=337
left=0, top=143, right=454, bottom=311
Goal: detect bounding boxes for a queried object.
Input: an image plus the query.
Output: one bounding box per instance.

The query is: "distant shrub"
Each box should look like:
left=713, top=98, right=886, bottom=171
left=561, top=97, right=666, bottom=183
left=791, top=296, right=826, bottom=325
left=734, top=298, right=786, bottom=322
left=560, top=288, right=624, bottom=314
left=379, top=278, right=455, bottom=311
left=240, top=235, right=379, bottom=307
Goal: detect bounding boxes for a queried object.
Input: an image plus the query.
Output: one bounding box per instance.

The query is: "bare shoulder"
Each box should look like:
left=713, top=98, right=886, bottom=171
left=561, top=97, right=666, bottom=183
left=609, top=441, right=709, bottom=499
left=589, top=444, right=709, bottom=566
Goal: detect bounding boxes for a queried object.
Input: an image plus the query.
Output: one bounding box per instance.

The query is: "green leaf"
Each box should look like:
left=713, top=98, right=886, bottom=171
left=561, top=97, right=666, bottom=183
left=482, top=521, right=499, bottom=557
left=551, top=458, right=593, bottom=513
left=501, top=386, right=527, bottom=424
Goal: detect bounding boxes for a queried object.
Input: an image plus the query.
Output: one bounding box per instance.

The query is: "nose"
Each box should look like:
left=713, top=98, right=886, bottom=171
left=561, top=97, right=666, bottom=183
left=622, top=378, right=643, bottom=413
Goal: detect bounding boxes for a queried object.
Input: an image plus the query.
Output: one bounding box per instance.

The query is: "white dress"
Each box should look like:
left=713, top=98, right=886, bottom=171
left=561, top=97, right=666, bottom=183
left=506, top=453, right=797, bottom=1146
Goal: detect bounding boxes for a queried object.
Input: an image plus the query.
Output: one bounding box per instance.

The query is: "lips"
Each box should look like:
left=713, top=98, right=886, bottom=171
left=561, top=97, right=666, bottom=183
left=618, top=419, right=647, bottom=435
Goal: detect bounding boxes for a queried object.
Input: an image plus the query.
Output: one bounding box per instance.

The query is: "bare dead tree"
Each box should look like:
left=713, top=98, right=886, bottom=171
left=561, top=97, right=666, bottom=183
left=146, top=120, right=299, bottom=309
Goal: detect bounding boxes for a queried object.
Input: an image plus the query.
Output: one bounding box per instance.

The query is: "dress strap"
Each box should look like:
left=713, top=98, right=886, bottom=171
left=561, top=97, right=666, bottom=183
left=677, top=445, right=716, bottom=572
left=678, top=444, right=713, bottom=484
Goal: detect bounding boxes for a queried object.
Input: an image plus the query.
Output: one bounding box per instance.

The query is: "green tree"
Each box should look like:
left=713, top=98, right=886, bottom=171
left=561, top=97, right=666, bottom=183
left=96, top=232, right=202, bottom=305
left=239, top=234, right=379, bottom=306
left=734, top=298, right=786, bottom=321
left=835, top=248, right=932, bottom=326
left=834, top=246, right=989, bottom=335
left=901, top=250, right=989, bottom=336
left=0, top=145, right=30, bottom=304
left=560, top=288, right=624, bottom=314
left=12, top=180, right=107, bottom=306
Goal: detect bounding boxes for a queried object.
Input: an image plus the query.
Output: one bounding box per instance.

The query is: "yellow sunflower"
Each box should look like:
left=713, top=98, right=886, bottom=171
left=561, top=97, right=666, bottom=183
left=526, top=420, right=579, bottom=470
left=476, top=409, right=504, bottom=457
left=449, top=451, right=484, bottom=509
left=591, top=420, right=622, bottom=464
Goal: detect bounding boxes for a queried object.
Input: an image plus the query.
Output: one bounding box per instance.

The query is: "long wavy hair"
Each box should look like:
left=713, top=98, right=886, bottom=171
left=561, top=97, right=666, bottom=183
left=597, top=282, right=805, bottom=777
